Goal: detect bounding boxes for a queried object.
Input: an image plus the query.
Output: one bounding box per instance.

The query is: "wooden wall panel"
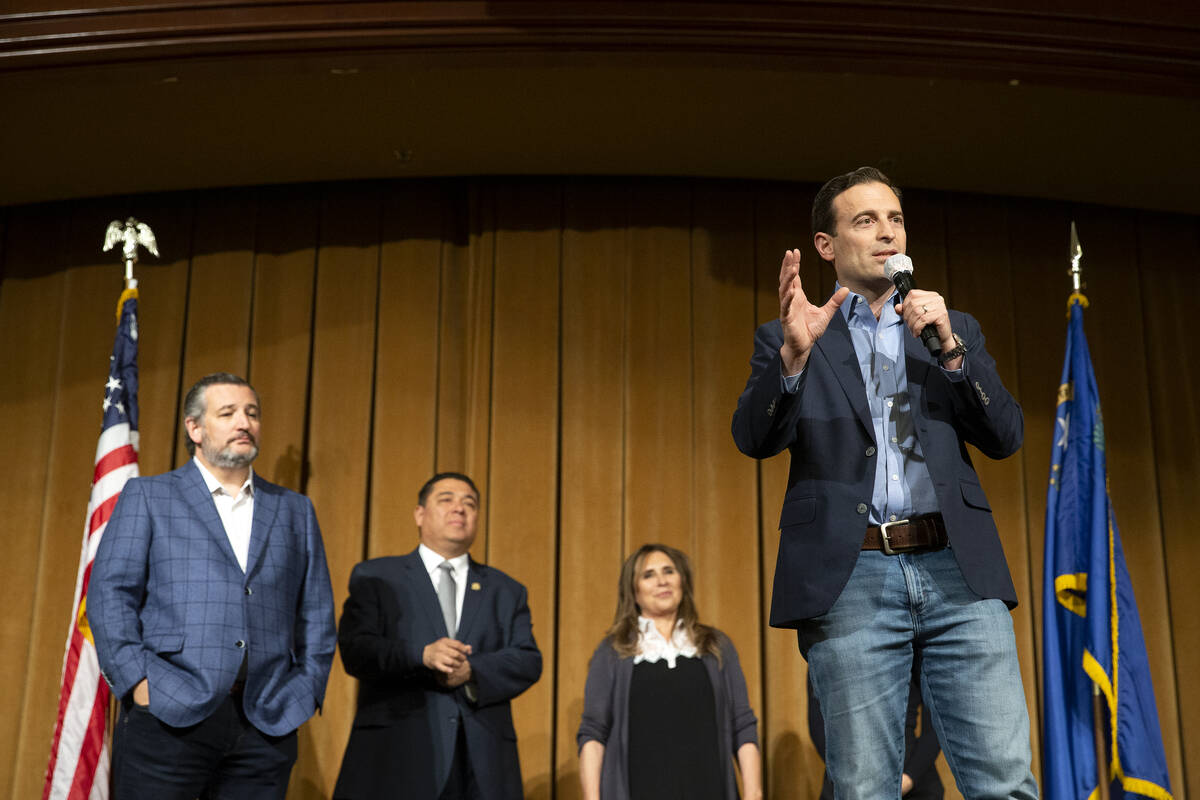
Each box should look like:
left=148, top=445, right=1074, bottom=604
left=1074, top=205, right=1184, bottom=791
left=943, top=195, right=1042, bottom=785
left=751, top=182, right=823, bottom=799
left=1, top=207, right=69, bottom=799
left=486, top=182, right=562, bottom=798
left=555, top=182, right=630, bottom=800
left=15, top=205, right=135, bottom=791
left=123, top=195, right=194, bottom=474
left=624, top=184, right=693, bottom=552
left=691, top=184, right=763, bottom=730
left=178, top=190, right=256, bottom=433
left=367, top=185, right=446, bottom=559
left=1138, top=212, right=1200, bottom=800
left=291, top=185, right=380, bottom=798
left=4, top=177, right=1198, bottom=800
left=250, top=186, right=319, bottom=492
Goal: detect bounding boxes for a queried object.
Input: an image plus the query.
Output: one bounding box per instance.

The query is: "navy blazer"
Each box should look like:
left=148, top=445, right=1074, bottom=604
left=334, top=550, right=542, bottom=800
left=88, top=460, right=337, bottom=735
left=732, top=304, right=1023, bottom=626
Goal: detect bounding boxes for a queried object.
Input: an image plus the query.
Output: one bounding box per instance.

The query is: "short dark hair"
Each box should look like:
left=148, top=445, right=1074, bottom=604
left=811, top=166, right=903, bottom=238
left=417, top=472, right=480, bottom=506
left=181, top=372, right=258, bottom=456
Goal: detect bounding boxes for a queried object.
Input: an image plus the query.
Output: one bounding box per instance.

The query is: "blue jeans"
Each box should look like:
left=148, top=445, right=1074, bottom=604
left=799, top=548, right=1038, bottom=800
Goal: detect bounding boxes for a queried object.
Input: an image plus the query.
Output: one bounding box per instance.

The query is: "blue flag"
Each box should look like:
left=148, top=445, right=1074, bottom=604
left=1042, top=298, right=1172, bottom=800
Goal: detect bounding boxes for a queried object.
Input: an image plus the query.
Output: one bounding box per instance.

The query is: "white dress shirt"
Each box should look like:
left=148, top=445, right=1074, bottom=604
left=418, top=544, right=469, bottom=632
left=193, top=457, right=254, bottom=573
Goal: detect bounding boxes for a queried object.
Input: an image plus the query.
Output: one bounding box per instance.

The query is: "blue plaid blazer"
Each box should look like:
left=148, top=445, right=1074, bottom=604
left=89, top=460, right=336, bottom=735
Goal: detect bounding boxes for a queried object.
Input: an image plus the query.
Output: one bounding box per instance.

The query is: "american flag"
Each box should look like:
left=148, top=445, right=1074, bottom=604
left=44, top=286, right=141, bottom=800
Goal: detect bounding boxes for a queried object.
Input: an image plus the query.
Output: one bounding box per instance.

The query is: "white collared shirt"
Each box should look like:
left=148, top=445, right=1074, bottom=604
left=193, top=457, right=255, bottom=573
left=633, top=616, right=698, bottom=668
left=418, top=544, right=469, bottom=633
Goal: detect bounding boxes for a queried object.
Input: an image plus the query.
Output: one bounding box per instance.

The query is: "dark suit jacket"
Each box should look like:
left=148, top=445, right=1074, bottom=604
left=732, top=305, right=1023, bottom=626
left=89, top=460, right=336, bottom=735
left=334, top=550, right=542, bottom=800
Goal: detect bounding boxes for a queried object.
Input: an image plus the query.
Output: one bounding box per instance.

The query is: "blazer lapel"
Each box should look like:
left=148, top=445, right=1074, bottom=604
left=245, top=474, right=278, bottom=577
left=403, top=550, right=452, bottom=638
left=814, top=310, right=873, bottom=436
left=456, top=560, right=486, bottom=643
left=179, top=461, right=242, bottom=571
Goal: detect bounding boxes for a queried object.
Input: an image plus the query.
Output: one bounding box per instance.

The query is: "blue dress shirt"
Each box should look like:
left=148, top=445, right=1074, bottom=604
left=782, top=285, right=964, bottom=525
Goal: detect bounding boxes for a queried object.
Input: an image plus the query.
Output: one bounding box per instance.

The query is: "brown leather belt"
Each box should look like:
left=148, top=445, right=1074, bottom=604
left=863, top=513, right=948, bottom=555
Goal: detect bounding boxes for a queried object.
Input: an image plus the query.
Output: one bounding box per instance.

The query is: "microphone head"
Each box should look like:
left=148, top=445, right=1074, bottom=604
left=884, top=254, right=913, bottom=281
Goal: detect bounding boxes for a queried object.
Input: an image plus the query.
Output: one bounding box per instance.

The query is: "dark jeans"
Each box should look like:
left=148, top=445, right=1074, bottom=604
left=112, top=695, right=297, bottom=800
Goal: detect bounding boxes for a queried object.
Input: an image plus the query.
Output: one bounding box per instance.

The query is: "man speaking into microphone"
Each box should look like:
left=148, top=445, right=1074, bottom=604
left=732, top=167, right=1037, bottom=798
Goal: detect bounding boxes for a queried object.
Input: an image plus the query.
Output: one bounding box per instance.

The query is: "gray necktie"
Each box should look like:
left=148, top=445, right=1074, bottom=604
left=437, top=561, right=457, bottom=638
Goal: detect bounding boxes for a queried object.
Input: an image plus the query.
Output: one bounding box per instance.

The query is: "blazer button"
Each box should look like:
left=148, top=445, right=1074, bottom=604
left=856, top=503, right=868, bottom=514
left=235, top=640, right=246, bottom=648
left=865, top=446, right=876, bottom=457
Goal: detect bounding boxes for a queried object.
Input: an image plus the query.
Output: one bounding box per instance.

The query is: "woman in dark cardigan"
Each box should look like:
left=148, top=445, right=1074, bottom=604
left=577, top=544, right=761, bottom=800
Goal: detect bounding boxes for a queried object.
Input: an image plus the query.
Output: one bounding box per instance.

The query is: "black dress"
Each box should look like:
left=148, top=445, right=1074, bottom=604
left=627, top=656, right=726, bottom=800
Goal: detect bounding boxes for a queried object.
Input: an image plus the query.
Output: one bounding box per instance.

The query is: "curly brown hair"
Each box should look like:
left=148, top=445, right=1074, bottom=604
left=605, top=544, right=721, bottom=663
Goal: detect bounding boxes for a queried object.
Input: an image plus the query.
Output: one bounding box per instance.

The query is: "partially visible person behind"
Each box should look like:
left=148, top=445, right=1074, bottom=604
left=808, top=667, right=944, bottom=800
left=334, top=472, right=542, bottom=800
left=89, top=372, right=336, bottom=800
left=578, top=544, right=761, bottom=800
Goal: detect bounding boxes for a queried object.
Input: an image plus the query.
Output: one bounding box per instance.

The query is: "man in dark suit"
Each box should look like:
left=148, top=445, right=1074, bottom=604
left=334, top=472, right=542, bottom=800
left=89, top=372, right=336, bottom=800
left=732, top=168, right=1038, bottom=798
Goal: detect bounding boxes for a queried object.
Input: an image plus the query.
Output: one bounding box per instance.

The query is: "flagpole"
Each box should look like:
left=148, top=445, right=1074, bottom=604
left=1070, top=221, right=1109, bottom=800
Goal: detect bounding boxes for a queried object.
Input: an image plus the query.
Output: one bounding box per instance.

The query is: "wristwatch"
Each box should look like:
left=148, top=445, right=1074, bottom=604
left=937, top=333, right=967, bottom=365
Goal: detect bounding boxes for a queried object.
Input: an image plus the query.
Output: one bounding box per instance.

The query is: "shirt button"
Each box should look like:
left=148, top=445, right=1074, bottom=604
left=891, top=436, right=898, bottom=443
left=235, top=640, right=245, bottom=648
left=882, top=365, right=889, bottom=372
left=889, top=514, right=898, bottom=521
left=865, top=446, right=876, bottom=457
left=856, top=503, right=868, bottom=514
left=891, top=474, right=899, bottom=481
left=887, top=400, right=894, bottom=408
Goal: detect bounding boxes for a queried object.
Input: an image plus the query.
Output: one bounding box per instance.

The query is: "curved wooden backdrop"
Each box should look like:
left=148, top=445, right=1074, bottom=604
left=1, top=178, right=1196, bottom=798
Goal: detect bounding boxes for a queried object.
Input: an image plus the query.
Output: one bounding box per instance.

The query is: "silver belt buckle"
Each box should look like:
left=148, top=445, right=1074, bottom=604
left=879, top=518, right=910, bottom=556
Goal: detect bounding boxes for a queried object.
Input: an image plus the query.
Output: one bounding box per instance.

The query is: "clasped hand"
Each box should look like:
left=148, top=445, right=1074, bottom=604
left=423, top=637, right=472, bottom=688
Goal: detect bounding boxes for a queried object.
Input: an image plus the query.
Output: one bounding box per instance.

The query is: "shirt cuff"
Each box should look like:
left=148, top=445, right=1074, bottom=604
left=940, top=353, right=966, bottom=381
left=781, top=366, right=804, bottom=394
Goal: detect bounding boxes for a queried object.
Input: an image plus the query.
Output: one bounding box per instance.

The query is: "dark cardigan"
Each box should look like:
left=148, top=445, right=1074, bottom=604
left=577, top=631, right=758, bottom=800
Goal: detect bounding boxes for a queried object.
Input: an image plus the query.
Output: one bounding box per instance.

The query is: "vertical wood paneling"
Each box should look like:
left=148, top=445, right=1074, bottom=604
left=0, top=207, right=69, bottom=800
left=752, top=182, right=823, bottom=800
left=368, top=184, right=446, bottom=558
left=16, top=204, right=137, bottom=791
left=178, top=190, right=256, bottom=432
left=690, top=184, right=763, bottom=756
left=1071, top=205, right=1184, bottom=792
left=127, top=195, right=194, bottom=474
left=624, top=183, right=693, bottom=551
left=943, top=194, right=1043, bottom=792
left=556, top=182, right=629, bottom=800
left=250, top=186, right=319, bottom=493
left=3, top=177, right=1198, bottom=800
left=1006, top=197, right=1073, bottom=683
left=291, top=185, right=380, bottom=799
left=1137, top=212, right=1200, bottom=800
left=437, top=186, right=495, bottom=553
left=486, top=182, right=561, bottom=799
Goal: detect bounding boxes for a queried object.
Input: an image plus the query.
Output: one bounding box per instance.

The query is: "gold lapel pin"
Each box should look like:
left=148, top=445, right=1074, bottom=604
left=471, top=582, right=481, bottom=591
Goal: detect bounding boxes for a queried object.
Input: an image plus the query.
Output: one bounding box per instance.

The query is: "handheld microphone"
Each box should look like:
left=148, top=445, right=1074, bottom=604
left=884, top=254, right=941, bottom=357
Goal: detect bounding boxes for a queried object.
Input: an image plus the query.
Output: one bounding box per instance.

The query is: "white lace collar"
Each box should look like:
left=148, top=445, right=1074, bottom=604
left=633, top=616, right=697, bottom=668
